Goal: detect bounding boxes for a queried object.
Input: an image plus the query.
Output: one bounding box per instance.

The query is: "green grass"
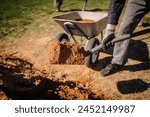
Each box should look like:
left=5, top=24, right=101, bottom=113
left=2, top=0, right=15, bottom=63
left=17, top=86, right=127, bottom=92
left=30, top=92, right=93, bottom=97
left=0, top=0, right=110, bottom=39
left=0, top=0, right=149, bottom=39
left=61, top=0, right=109, bottom=11
left=0, top=0, right=54, bottom=38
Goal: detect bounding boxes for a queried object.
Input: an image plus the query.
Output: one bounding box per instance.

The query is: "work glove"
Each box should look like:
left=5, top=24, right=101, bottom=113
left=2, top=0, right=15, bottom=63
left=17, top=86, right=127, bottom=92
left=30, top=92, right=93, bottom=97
left=101, top=29, right=115, bottom=51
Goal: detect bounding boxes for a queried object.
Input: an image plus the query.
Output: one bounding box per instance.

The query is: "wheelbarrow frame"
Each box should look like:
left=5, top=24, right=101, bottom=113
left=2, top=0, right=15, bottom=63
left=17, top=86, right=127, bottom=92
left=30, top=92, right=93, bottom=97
left=52, top=0, right=108, bottom=68
left=52, top=11, right=108, bottom=40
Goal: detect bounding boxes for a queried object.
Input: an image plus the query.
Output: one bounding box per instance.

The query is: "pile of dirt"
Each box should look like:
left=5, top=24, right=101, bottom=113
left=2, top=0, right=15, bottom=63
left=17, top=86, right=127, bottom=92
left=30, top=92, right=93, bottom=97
left=48, top=40, right=85, bottom=64
left=0, top=53, right=107, bottom=100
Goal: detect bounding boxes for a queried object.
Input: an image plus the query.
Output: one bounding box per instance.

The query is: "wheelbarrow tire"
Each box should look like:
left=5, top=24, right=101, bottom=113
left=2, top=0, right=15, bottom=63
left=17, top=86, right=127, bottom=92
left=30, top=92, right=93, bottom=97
left=85, top=38, right=100, bottom=68
left=55, top=33, right=69, bottom=42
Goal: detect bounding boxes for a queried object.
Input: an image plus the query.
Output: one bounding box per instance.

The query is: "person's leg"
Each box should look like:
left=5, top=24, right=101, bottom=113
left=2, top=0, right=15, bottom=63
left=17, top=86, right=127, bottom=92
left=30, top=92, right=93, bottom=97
left=56, top=0, right=63, bottom=11
left=112, top=0, right=150, bottom=65
left=101, top=0, right=150, bottom=76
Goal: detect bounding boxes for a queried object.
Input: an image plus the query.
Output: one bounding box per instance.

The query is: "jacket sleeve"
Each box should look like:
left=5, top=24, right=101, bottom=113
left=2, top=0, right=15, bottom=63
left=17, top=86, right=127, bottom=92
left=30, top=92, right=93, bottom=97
left=107, top=0, right=126, bottom=25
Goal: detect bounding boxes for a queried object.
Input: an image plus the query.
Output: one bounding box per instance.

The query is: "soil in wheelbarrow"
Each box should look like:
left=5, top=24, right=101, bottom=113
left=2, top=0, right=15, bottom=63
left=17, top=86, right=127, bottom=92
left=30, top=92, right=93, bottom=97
left=48, top=40, right=86, bottom=64
left=75, top=19, right=95, bottom=23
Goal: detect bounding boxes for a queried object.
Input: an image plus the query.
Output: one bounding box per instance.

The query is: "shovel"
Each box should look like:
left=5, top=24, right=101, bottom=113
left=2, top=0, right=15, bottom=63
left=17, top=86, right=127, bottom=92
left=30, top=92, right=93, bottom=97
left=83, top=28, right=150, bottom=57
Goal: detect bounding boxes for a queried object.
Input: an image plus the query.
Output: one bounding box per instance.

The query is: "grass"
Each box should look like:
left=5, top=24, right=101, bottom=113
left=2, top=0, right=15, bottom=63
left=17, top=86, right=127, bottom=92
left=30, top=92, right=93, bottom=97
left=0, top=0, right=54, bottom=38
left=0, top=0, right=110, bottom=39
left=61, top=0, right=109, bottom=11
left=0, top=0, right=149, bottom=39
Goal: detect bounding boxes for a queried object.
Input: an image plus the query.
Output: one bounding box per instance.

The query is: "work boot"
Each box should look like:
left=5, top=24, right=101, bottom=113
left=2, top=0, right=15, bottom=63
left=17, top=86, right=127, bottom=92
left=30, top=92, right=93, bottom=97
left=100, top=63, right=121, bottom=77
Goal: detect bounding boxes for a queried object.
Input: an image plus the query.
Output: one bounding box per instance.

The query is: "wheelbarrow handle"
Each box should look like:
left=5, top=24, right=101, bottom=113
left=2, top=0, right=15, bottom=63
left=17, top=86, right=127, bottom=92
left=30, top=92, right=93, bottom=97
left=88, top=28, right=150, bottom=55
left=82, top=0, right=88, bottom=11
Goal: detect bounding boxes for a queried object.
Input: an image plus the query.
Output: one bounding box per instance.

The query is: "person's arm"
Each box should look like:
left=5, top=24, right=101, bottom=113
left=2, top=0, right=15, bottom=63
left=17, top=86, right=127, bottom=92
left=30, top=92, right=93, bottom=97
left=107, top=0, right=126, bottom=26
left=102, top=0, right=126, bottom=50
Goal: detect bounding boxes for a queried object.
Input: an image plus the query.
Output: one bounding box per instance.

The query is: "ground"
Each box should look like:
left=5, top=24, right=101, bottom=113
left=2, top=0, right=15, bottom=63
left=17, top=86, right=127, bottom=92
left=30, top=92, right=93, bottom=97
left=0, top=0, right=150, bottom=100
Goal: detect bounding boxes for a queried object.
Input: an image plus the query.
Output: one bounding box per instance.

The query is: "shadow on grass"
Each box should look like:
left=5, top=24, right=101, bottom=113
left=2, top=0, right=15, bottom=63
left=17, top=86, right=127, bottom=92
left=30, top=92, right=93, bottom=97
left=142, top=22, right=150, bottom=27
left=117, top=79, right=150, bottom=94
left=61, top=8, right=108, bottom=12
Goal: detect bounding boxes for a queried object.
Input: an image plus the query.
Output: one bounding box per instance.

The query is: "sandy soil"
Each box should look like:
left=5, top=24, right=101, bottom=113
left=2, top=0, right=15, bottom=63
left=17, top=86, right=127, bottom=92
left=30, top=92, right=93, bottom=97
left=0, top=29, right=150, bottom=100
left=0, top=33, right=150, bottom=99
left=49, top=40, right=85, bottom=64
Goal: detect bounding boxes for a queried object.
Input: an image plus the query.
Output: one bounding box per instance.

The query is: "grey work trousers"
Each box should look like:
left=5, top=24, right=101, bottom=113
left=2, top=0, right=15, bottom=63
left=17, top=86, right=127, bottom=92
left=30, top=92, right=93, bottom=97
left=111, top=0, right=150, bottom=65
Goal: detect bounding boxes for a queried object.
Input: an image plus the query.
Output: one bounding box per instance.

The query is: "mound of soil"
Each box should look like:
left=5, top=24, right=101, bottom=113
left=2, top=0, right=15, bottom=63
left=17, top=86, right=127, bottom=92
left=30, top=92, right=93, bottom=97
left=48, top=40, right=85, bottom=64
left=0, top=53, right=106, bottom=100
left=1, top=36, right=149, bottom=100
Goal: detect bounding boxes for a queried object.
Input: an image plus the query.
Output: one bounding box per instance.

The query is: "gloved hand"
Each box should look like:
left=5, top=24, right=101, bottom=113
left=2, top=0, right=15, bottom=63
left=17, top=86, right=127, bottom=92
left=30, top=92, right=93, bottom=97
left=101, top=29, right=115, bottom=51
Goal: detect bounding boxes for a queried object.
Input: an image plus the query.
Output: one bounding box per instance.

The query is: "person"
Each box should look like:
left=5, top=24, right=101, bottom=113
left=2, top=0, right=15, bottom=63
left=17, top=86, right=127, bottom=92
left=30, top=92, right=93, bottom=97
left=100, top=0, right=150, bottom=76
left=54, top=0, right=63, bottom=11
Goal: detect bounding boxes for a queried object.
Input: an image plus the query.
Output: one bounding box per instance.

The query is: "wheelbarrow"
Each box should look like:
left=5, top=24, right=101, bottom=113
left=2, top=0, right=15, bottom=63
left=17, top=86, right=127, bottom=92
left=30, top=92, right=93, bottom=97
left=52, top=0, right=108, bottom=68
left=52, top=1, right=150, bottom=68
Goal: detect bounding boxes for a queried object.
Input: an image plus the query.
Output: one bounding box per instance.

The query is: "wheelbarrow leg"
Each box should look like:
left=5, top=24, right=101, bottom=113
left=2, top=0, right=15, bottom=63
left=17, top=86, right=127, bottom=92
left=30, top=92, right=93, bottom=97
left=100, top=31, right=103, bottom=41
left=80, top=36, right=83, bottom=44
left=84, top=38, right=90, bottom=50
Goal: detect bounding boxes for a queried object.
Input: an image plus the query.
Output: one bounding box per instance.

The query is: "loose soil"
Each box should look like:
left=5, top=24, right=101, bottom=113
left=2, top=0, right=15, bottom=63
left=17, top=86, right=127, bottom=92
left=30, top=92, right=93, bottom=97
left=77, top=19, right=95, bottom=23
left=0, top=15, right=150, bottom=100
left=48, top=40, right=85, bottom=64
left=0, top=52, right=110, bottom=100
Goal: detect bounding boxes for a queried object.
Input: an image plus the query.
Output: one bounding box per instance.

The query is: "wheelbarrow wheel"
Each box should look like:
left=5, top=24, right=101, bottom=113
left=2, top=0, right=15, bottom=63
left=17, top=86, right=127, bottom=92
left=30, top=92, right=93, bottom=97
left=55, top=33, right=69, bottom=42
left=84, top=38, right=100, bottom=68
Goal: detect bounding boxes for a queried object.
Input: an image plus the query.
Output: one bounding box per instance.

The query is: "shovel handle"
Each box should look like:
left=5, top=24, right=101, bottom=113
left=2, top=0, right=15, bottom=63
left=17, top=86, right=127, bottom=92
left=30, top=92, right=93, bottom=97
left=89, top=28, right=150, bottom=54
left=111, top=28, right=150, bottom=44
